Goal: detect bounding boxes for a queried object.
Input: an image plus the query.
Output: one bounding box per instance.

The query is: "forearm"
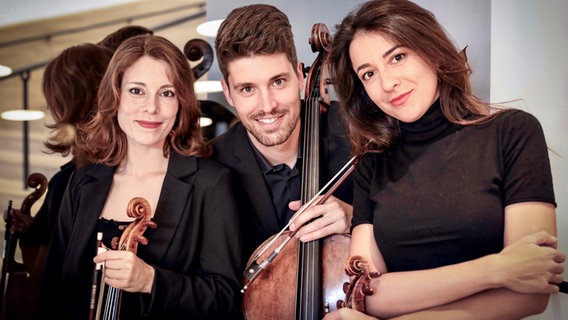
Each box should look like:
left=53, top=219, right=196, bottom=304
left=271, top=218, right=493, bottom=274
left=388, top=289, right=549, bottom=320
left=365, top=254, right=505, bottom=318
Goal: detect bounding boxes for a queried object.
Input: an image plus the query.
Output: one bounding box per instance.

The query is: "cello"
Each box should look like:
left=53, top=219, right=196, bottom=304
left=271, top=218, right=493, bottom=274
left=241, top=23, right=355, bottom=319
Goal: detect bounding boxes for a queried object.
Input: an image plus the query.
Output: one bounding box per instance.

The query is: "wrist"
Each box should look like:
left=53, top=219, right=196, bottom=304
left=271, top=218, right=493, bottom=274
left=143, top=265, right=155, bottom=293
left=483, top=253, right=505, bottom=289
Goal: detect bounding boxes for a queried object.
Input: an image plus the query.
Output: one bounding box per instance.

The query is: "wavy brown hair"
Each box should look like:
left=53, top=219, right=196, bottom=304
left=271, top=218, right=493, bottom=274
left=79, top=35, right=209, bottom=166
left=328, top=0, right=500, bottom=157
left=215, top=4, right=298, bottom=81
left=42, top=43, right=113, bottom=167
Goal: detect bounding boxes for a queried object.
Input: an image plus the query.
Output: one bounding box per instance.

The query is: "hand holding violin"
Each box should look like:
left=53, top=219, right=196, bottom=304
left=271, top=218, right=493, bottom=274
left=93, top=250, right=155, bottom=293
left=288, top=196, right=353, bottom=242
left=6, top=208, right=32, bottom=234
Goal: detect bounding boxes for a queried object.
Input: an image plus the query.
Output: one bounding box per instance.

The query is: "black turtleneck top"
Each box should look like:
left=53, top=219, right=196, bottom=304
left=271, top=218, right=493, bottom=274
left=352, top=101, right=555, bottom=271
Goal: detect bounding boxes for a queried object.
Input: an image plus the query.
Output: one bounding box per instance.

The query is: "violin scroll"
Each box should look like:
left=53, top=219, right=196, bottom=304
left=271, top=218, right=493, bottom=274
left=20, top=172, right=48, bottom=217
left=337, top=255, right=380, bottom=313
left=118, top=197, right=157, bottom=254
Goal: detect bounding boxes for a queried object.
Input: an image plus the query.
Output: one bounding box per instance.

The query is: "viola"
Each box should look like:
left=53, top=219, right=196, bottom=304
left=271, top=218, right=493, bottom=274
left=91, top=197, right=156, bottom=320
left=241, top=23, right=354, bottom=319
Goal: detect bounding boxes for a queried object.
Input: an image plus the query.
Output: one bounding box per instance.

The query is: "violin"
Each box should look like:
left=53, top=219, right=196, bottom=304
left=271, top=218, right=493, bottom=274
left=337, top=256, right=380, bottom=313
left=0, top=172, right=48, bottom=319
left=241, top=23, right=354, bottom=320
left=91, top=197, right=157, bottom=320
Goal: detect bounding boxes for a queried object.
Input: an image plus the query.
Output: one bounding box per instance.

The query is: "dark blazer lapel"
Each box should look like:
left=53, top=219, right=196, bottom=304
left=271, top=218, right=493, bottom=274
left=233, top=125, right=281, bottom=233
left=70, top=165, right=113, bottom=259
left=139, top=152, right=193, bottom=263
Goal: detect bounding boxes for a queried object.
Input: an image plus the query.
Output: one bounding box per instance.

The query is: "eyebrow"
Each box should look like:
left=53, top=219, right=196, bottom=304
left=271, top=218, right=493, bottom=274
left=231, top=72, right=289, bottom=90
left=126, top=82, right=174, bottom=90
left=355, top=45, right=401, bottom=74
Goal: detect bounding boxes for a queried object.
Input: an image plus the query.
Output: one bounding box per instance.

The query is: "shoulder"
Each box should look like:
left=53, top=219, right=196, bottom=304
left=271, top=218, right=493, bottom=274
left=210, top=122, right=245, bottom=150
left=67, top=163, right=113, bottom=188
left=209, top=122, right=249, bottom=165
left=488, top=109, right=547, bottom=144
left=493, top=109, right=543, bottom=130
left=49, top=162, right=76, bottom=186
left=169, top=152, right=233, bottom=183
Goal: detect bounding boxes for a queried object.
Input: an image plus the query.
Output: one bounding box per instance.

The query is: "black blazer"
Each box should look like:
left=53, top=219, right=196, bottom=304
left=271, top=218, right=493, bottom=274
left=37, top=151, right=242, bottom=320
left=210, top=102, right=353, bottom=262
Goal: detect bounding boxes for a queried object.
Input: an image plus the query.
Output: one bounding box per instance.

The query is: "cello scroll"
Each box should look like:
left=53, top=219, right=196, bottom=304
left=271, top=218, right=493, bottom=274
left=184, top=38, right=214, bottom=80
left=304, top=23, right=333, bottom=112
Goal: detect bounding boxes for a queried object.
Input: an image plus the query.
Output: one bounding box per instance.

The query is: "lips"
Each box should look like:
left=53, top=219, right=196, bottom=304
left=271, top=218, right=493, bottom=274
left=390, top=91, right=411, bottom=107
left=137, top=120, right=161, bottom=129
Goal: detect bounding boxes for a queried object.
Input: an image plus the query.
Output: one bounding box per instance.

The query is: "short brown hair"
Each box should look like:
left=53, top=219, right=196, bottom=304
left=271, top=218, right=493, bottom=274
left=79, top=35, right=208, bottom=166
left=215, top=4, right=298, bottom=81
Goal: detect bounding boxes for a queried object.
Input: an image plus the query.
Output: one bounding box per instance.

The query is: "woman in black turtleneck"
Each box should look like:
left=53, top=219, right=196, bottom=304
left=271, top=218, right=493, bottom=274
left=324, top=1, right=565, bottom=320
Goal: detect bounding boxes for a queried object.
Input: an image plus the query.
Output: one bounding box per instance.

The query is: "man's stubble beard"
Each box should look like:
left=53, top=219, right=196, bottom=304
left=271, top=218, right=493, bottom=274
left=246, top=109, right=300, bottom=148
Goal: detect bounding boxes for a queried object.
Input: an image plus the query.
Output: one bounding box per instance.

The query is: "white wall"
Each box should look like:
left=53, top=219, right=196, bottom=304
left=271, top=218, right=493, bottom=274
left=491, top=1, right=568, bottom=319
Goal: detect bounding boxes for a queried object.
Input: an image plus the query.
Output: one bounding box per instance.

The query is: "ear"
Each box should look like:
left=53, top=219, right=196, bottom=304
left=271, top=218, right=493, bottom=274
left=296, top=61, right=305, bottom=91
left=221, top=79, right=235, bottom=108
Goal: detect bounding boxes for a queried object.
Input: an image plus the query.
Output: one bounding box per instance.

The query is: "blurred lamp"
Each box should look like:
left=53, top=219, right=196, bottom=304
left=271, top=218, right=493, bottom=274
left=196, top=19, right=224, bottom=37
left=199, top=116, right=213, bottom=127
left=0, top=65, right=12, bottom=77
left=1, top=109, right=45, bottom=121
left=194, top=80, right=222, bottom=94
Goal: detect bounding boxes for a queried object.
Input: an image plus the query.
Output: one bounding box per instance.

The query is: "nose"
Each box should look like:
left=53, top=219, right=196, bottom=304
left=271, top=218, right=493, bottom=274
left=379, top=70, right=400, bottom=92
left=258, top=89, right=277, bottom=112
left=142, top=96, right=159, bottom=114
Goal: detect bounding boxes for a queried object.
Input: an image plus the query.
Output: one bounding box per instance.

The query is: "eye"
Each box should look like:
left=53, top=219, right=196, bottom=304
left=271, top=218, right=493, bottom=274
left=129, top=87, right=143, bottom=95
left=361, top=70, right=376, bottom=81
left=391, top=53, right=405, bottom=64
left=240, top=86, right=255, bottom=96
left=160, top=90, right=175, bottom=98
left=273, top=78, right=286, bottom=87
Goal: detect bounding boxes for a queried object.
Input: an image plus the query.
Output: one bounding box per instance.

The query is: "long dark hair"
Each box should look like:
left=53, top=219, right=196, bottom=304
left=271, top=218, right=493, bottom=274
left=328, top=0, right=499, bottom=157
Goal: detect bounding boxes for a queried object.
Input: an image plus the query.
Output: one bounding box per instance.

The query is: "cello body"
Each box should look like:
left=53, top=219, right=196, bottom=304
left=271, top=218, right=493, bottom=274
left=242, top=233, right=350, bottom=319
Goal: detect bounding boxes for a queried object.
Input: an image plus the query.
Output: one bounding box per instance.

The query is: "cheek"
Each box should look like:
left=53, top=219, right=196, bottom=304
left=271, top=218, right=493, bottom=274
left=116, top=109, right=128, bottom=132
left=363, top=84, right=384, bottom=107
left=166, top=104, right=180, bottom=122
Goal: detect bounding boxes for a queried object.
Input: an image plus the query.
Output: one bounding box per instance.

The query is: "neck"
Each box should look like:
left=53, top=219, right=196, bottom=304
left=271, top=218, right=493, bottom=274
left=118, top=146, right=169, bottom=177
